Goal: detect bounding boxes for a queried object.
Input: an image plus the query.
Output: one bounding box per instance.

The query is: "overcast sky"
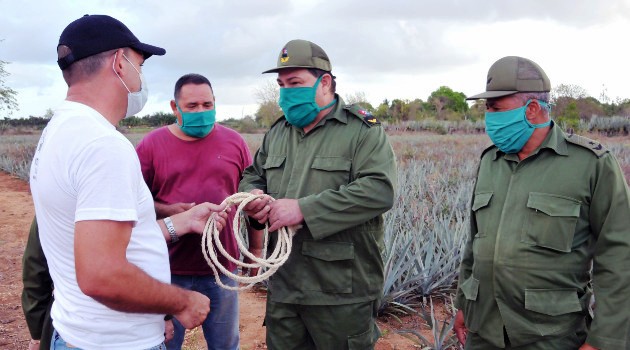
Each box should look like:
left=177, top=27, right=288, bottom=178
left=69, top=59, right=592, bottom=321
left=2, top=0, right=630, bottom=120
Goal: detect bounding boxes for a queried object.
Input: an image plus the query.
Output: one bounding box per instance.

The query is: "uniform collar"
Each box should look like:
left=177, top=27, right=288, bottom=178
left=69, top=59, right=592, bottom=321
left=491, top=122, right=569, bottom=161
left=318, top=94, right=347, bottom=125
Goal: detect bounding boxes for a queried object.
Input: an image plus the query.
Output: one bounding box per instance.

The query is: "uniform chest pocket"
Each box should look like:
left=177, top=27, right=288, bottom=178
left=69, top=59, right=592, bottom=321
left=472, top=192, right=493, bottom=238
left=310, top=156, right=352, bottom=192
left=262, top=155, right=286, bottom=195
left=521, top=192, right=581, bottom=253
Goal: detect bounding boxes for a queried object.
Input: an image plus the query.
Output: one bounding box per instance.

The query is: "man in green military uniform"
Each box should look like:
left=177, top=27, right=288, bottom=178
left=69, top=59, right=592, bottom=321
left=454, top=56, right=630, bottom=350
left=239, top=39, right=397, bottom=349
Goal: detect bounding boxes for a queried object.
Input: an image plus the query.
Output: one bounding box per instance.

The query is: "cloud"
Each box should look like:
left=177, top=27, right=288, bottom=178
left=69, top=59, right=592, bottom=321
left=320, top=0, right=629, bottom=25
left=2, top=0, right=630, bottom=119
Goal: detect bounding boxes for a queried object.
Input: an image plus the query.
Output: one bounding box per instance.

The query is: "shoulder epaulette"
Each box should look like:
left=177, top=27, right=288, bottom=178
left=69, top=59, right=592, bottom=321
left=344, top=104, right=381, bottom=127
left=565, top=133, right=608, bottom=158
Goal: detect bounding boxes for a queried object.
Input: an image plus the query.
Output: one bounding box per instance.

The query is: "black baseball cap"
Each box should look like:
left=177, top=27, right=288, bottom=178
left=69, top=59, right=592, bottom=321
left=467, top=56, right=550, bottom=100
left=57, top=14, right=166, bottom=70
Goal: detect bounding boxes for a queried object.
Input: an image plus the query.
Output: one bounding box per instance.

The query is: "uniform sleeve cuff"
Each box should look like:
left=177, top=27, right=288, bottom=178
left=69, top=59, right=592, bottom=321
left=247, top=217, right=266, bottom=230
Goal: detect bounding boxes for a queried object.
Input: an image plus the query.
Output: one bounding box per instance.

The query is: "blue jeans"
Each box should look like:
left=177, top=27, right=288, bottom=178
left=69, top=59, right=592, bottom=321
left=51, top=330, right=166, bottom=349
left=167, top=272, right=240, bottom=350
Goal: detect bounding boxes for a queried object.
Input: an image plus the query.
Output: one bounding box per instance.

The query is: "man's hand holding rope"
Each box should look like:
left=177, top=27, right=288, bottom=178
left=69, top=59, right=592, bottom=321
left=163, top=202, right=231, bottom=242
left=268, top=199, right=304, bottom=232
left=242, top=189, right=274, bottom=225
left=242, top=189, right=304, bottom=232
left=201, top=191, right=300, bottom=290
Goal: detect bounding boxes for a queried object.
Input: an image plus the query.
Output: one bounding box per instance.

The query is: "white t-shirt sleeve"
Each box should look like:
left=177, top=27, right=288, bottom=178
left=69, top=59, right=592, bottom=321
left=72, top=136, right=140, bottom=223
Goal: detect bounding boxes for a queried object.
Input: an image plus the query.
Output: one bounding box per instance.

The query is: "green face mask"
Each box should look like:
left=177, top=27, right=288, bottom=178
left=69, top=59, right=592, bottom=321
left=176, top=102, right=216, bottom=138
left=485, top=100, right=551, bottom=154
left=278, top=75, right=337, bottom=128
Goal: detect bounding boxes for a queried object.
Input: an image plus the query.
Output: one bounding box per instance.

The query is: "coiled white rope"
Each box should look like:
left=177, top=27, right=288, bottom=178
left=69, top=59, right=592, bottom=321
left=201, top=192, right=297, bottom=290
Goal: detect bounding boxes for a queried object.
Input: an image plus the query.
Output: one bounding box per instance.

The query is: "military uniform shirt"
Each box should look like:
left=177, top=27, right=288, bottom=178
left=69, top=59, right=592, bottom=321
left=21, top=217, right=54, bottom=350
left=455, top=124, right=630, bottom=349
left=239, top=96, right=397, bottom=305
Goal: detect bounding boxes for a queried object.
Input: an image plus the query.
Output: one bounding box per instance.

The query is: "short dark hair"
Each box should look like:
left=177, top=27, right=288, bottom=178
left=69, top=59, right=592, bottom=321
left=174, top=74, right=213, bottom=100
left=58, top=46, right=121, bottom=86
left=307, top=68, right=336, bottom=94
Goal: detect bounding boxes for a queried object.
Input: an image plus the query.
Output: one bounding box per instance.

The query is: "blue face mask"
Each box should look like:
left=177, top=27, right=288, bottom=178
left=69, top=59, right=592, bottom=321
left=485, top=99, right=551, bottom=154
left=279, top=75, right=337, bottom=128
left=176, top=102, right=216, bottom=138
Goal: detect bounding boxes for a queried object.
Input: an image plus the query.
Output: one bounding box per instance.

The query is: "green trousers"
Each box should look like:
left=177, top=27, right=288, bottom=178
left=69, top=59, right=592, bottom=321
left=465, top=327, right=587, bottom=350
left=265, top=294, right=380, bottom=350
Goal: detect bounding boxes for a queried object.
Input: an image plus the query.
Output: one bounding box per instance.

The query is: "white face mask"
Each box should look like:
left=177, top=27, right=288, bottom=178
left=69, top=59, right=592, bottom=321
left=113, top=52, right=148, bottom=118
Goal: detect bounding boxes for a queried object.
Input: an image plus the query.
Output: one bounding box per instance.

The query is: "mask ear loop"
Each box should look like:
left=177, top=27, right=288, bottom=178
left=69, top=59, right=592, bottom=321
left=122, top=53, right=142, bottom=76
left=525, top=100, right=552, bottom=128
left=174, top=101, right=186, bottom=127
left=314, top=75, right=337, bottom=111
left=113, top=52, right=144, bottom=94
left=112, top=52, right=132, bottom=94
left=310, top=75, right=324, bottom=109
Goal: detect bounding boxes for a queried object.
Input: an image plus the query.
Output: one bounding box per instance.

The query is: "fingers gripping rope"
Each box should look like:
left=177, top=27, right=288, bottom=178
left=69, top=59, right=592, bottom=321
left=201, top=192, right=297, bottom=290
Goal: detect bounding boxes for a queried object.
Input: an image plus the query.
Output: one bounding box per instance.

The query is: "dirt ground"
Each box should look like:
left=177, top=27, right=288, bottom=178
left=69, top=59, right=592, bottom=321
left=0, top=171, right=436, bottom=350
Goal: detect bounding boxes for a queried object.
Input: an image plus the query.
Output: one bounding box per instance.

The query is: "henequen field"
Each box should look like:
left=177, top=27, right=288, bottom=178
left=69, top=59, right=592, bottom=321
left=1, top=128, right=629, bottom=348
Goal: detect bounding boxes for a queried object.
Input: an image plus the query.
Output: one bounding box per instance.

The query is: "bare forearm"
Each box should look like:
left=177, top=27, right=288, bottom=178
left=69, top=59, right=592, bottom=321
left=154, top=201, right=171, bottom=219
left=157, top=210, right=199, bottom=242
left=157, top=202, right=228, bottom=242
left=76, top=220, right=188, bottom=315
left=247, top=225, right=264, bottom=250
left=75, top=220, right=211, bottom=328
left=158, top=216, right=188, bottom=243
left=154, top=201, right=191, bottom=219
left=82, top=260, right=189, bottom=315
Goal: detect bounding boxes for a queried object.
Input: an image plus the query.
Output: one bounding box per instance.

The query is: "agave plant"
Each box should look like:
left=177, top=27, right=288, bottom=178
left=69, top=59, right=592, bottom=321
left=584, top=115, right=630, bottom=136
left=0, top=136, right=37, bottom=181
left=379, top=151, right=476, bottom=316
left=398, top=296, right=462, bottom=350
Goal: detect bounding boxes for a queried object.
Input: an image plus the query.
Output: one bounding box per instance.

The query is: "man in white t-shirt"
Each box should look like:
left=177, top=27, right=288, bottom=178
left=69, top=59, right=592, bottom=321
left=29, top=14, right=228, bottom=350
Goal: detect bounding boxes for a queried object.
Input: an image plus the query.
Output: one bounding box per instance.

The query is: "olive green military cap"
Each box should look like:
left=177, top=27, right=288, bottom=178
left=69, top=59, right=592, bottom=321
left=467, top=56, right=551, bottom=100
left=262, top=39, right=332, bottom=74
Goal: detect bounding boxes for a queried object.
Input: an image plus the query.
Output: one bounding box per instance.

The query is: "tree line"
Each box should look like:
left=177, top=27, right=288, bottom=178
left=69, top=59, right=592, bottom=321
left=2, top=83, right=630, bottom=135
left=1, top=49, right=629, bottom=134
left=253, top=82, right=630, bottom=135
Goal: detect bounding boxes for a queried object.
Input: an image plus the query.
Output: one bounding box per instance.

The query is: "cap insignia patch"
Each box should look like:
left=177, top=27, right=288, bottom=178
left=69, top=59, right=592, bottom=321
left=280, top=48, right=289, bottom=63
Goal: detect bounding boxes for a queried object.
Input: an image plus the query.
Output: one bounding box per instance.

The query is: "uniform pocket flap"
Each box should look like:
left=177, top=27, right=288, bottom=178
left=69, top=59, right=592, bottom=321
left=262, top=155, right=286, bottom=169
left=472, top=192, right=493, bottom=211
left=311, top=156, right=352, bottom=172
left=527, top=193, right=580, bottom=217
left=347, top=323, right=377, bottom=349
left=524, top=289, right=582, bottom=316
left=460, top=276, right=480, bottom=301
left=302, top=241, right=354, bottom=261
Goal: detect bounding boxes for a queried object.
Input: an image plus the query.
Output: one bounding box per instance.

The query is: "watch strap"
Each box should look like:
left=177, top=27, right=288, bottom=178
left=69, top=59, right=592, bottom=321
left=164, top=217, right=178, bottom=243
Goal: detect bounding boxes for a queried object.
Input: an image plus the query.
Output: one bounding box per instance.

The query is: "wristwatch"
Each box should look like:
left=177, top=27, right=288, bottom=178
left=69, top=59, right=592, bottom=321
left=163, top=217, right=178, bottom=243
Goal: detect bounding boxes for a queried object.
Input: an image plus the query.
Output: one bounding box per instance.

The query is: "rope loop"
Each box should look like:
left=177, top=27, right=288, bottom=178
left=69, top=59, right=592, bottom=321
left=201, top=192, right=297, bottom=290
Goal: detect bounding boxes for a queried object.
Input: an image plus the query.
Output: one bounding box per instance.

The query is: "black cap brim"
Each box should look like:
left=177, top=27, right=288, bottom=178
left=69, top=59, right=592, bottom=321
left=131, top=42, right=166, bottom=59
